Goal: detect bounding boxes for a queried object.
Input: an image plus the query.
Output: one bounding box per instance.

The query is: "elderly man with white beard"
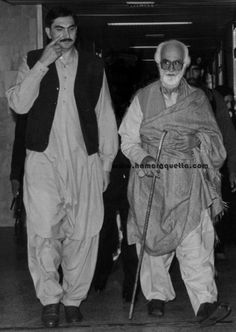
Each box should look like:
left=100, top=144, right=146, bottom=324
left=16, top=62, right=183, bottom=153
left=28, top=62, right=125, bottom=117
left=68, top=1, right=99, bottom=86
left=119, top=40, right=231, bottom=325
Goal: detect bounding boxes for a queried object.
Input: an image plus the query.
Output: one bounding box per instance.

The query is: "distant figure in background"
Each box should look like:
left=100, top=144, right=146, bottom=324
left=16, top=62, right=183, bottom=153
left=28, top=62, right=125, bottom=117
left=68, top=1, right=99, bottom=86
left=10, top=114, right=27, bottom=244
left=93, top=58, right=142, bottom=302
left=215, top=85, right=236, bottom=127
left=214, top=85, right=236, bottom=257
left=187, top=69, right=236, bottom=258
left=93, top=106, right=139, bottom=303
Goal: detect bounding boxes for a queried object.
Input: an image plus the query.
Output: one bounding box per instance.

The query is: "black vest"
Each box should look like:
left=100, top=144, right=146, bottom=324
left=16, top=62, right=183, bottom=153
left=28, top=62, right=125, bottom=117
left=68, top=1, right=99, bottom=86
left=25, top=48, right=103, bottom=155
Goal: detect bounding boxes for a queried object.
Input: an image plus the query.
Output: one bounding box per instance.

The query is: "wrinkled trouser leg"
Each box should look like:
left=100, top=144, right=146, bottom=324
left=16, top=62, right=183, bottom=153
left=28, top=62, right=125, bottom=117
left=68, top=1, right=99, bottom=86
left=27, top=223, right=99, bottom=306
left=137, top=244, right=176, bottom=302
left=137, top=210, right=217, bottom=313
left=176, top=210, right=217, bottom=315
left=61, top=235, right=99, bottom=306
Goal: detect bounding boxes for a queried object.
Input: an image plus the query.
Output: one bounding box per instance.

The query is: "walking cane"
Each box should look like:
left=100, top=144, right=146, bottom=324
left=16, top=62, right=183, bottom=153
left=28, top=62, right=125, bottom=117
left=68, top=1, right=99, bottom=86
left=129, top=130, right=167, bottom=320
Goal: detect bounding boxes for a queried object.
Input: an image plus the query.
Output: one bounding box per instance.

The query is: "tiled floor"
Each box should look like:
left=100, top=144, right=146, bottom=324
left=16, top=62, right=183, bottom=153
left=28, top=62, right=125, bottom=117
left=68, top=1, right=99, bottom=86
left=0, top=227, right=235, bottom=331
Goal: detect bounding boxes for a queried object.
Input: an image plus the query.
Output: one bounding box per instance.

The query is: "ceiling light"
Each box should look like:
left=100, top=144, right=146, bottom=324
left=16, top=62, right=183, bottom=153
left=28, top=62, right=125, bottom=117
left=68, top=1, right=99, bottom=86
left=107, top=22, right=192, bottom=26
left=130, top=45, right=190, bottom=49
left=126, top=1, right=155, bottom=4
left=126, top=1, right=156, bottom=7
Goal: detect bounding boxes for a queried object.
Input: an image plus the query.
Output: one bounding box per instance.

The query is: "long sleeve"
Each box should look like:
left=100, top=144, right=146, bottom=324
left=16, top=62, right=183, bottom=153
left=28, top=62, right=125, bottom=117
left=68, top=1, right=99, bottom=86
left=118, top=95, right=149, bottom=165
left=95, top=72, right=118, bottom=172
left=6, top=56, right=48, bottom=114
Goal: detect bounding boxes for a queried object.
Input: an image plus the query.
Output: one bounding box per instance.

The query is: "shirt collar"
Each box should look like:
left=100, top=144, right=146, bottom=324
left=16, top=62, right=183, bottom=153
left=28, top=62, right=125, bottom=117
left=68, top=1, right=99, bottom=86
left=58, top=48, right=77, bottom=66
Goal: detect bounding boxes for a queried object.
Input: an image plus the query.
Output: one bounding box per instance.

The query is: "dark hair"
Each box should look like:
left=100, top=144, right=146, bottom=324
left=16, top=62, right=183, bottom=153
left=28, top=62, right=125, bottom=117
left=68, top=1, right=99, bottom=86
left=45, top=6, right=78, bottom=28
left=215, top=85, right=234, bottom=98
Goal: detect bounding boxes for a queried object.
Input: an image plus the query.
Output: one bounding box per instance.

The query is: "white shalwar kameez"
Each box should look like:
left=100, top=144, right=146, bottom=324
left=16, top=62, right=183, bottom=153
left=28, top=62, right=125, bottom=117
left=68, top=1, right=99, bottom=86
left=6, top=50, right=118, bottom=306
left=119, top=90, right=218, bottom=315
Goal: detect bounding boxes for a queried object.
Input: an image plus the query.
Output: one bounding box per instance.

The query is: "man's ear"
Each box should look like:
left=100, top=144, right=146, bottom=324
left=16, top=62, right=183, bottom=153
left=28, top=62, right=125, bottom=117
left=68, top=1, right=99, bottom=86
left=45, top=27, right=52, bottom=40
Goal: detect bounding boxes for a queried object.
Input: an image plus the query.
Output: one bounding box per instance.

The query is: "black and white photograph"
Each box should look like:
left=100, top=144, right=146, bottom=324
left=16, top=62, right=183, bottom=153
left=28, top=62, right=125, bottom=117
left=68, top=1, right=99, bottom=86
left=0, top=0, right=236, bottom=330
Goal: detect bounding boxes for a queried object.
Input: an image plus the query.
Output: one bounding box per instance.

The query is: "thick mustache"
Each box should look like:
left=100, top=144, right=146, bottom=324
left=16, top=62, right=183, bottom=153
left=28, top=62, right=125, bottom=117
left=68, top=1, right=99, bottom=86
left=60, top=38, right=73, bottom=42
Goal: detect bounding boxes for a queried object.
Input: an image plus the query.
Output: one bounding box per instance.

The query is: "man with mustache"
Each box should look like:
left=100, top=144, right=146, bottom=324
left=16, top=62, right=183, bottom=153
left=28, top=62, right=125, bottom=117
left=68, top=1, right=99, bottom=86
left=119, top=40, right=231, bottom=325
left=6, top=6, right=118, bottom=328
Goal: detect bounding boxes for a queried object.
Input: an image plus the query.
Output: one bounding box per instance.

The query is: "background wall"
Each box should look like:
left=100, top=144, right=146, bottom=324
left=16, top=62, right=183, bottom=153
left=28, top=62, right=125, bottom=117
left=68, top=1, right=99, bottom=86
left=0, top=0, right=41, bottom=226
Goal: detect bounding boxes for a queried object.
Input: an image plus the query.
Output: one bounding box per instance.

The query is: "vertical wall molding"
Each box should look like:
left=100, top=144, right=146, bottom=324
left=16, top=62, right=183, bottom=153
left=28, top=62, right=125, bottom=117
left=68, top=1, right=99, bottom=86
left=36, top=4, right=43, bottom=49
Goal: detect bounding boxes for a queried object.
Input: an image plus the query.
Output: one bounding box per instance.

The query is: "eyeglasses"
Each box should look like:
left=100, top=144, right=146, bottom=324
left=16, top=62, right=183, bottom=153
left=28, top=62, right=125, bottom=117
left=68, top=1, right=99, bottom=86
left=160, top=59, right=184, bottom=71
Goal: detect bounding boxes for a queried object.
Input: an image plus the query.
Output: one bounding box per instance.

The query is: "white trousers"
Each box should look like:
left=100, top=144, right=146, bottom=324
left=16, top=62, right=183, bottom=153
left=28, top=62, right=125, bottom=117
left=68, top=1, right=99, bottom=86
left=137, top=210, right=217, bottom=315
left=27, top=223, right=99, bottom=306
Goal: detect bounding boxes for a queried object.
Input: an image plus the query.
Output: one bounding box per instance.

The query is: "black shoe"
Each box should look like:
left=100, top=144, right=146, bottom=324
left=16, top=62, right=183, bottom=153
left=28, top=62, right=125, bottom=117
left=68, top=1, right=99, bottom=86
left=64, top=306, right=83, bottom=323
left=42, top=303, right=60, bottom=328
left=197, top=302, right=231, bottom=327
left=147, top=299, right=165, bottom=317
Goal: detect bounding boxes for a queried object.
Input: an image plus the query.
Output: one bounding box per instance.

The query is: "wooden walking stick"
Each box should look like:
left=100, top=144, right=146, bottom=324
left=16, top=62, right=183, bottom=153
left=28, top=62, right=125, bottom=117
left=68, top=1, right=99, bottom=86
left=129, top=130, right=167, bottom=320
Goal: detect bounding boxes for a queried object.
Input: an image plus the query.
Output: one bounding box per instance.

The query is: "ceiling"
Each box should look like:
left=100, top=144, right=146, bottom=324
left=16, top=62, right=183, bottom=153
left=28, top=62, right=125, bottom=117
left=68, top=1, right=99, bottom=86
left=4, top=0, right=236, bottom=63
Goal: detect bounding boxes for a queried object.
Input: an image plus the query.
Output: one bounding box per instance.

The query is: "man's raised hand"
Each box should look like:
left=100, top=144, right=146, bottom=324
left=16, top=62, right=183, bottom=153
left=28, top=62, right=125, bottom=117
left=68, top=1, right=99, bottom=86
left=39, top=35, right=63, bottom=67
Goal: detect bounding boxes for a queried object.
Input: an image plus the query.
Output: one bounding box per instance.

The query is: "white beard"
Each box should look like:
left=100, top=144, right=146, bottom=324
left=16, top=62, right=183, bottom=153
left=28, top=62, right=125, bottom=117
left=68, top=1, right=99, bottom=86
left=159, top=67, right=185, bottom=90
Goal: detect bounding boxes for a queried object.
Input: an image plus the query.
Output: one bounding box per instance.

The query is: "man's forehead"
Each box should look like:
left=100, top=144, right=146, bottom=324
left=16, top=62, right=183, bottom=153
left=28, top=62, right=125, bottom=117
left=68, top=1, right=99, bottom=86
left=51, top=16, right=75, bottom=27
left=161, top=43, right=184, bottom=60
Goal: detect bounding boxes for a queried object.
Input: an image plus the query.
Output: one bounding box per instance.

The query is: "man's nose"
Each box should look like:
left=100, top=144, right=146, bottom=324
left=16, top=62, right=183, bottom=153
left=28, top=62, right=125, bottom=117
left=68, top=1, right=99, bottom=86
left=169, top=63, right=175, bottom=72
left=63, top=28, right=70, bottom=38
